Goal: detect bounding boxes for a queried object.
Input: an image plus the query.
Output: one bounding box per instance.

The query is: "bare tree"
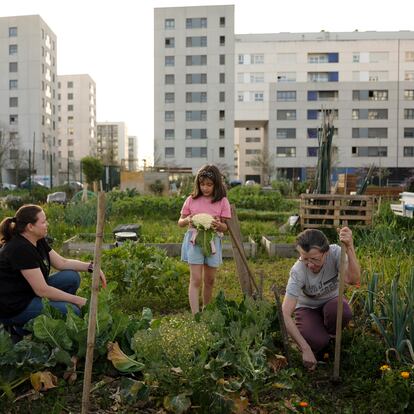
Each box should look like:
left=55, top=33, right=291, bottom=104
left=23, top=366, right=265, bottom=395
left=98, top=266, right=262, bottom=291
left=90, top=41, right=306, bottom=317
left=0, top=126, right=13, bottom=185
left=250, top=152, right=277, bottom=185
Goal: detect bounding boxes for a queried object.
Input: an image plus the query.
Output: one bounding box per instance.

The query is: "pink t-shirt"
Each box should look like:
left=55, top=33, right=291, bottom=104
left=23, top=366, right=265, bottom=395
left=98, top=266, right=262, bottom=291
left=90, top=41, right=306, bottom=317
left=180, top=195, right=231, bottom=219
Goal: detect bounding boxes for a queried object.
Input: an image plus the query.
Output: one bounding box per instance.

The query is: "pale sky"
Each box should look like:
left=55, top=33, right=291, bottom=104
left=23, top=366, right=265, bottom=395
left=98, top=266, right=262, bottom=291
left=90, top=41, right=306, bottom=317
left=3, top=0, right=414, bottom=165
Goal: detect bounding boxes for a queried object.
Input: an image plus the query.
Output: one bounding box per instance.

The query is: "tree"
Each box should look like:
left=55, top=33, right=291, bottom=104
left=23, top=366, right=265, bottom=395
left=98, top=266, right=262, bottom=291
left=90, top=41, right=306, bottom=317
left=250, top=153, right=277, bottom=185
left=0, top=127, right=13, bottom=185
left=81, top=156, right=104, bottom=186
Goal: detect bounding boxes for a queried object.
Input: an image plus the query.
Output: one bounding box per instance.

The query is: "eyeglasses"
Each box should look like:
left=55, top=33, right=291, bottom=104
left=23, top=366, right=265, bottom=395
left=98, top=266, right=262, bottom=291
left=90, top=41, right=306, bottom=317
left=298, top=252, right=325, bottom=265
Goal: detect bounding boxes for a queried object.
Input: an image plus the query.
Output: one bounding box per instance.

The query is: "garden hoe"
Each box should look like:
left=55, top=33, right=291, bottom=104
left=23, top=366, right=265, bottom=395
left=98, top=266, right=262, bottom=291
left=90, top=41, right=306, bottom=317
left=332, top=230, right=347, bottom=384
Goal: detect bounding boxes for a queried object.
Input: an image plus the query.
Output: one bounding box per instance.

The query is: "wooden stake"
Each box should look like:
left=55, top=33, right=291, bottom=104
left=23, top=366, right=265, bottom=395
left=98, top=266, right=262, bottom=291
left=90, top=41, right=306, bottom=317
left=81, top=191, right=106, bottom=413
left=333, top=239, right=347, bottom=381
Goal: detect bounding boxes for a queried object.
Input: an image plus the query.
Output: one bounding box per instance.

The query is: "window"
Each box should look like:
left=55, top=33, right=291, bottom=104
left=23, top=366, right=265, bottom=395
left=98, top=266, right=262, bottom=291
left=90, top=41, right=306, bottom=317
left=352, top=128, right=388, bottom=138
left=67, top=81, right=74, bottom=88
left=245, top=137, right=261, bottom=143
left=277, top=110, right=296, bottom=120
left=219, top=128, right=225, bottom=139
left=165, top=56, right=175, bottom=66
left=9, top=79, right=18, bottom=89
left=246, top=149, right=261, bottom=155
left=165, top=111, right=174, bottom=121
left=186, top=73, right=207, bottom=84
left=405, top=71, right=414, bottom=81
left=165, top=19, right=175, bottom=29
left=219, top=91, right=225, bottom=102
left=186, top=110, right=207, bottom=121
left=368, top=71, right=388, bottom=81
left=9, top=27, right=17, bottom=37
left=165, top=147, right=175, bottom=158
left=67, top=139, right=74, bottom=146
left=165, top=92, right=175, bottom=103
left=186, top=18, right=207, bottom=28
left=219, top=36, right=225, bottom=46
left=369, top=52, right=388, bottom=63
left=405, top=51, right=414, bottom=62
left=9, top=97, right=18, bottom=107
left=67, top=116, right=74, bottom=122
left=219, top=54, right=225, bottom=65
left=353, top=90, right=388, bottom=101
left=308, top=72, right=338, bottom=82
left=165, top=74, right=175, bottom=84
left=67, top=93, right=73, bottom=100
left=351, top=146, right=387, bottom=157
left=352, top=109, right=388, bottom=120
left=186, top=147, right=207, bottom=158
left=404, top=147, right=414, bottom=157
left=186, top=36, right=207, bottom=47
left=307, top=128, right=318, bottom=139
left=237, top=72, right=264, bottom=83
left=276, top=147, right=296, bottom=157
left=277, top=128, right=296, bottom=139
left=9, top=62, right=18, bottom=72
left=308, top=90, right=339, bottom=101
left=404, top=128, right=414, bottom=138
left=9, top=115, right=18, bottom=125
left=219, top=110, right=225, bottom=120
left=219, top=73, right=225, bottom=83
left=277, top=72, right=296, bottom=82
left=219, top=147, right=225, bottom=158
left=277, top=91, right=296, bottom=102
left=238, top=54, right=264, bottom=64
left=68, top=104, right=74, bottom=111
left=9, top=44, right=17, bottom=55
left=186, top=92, right=207, bottom=103
left=165, top=129, right=175, bottom=140
left=308, top=53, right=339, bottom=63
left=220, top=17, right=226, bottom=27
left=186, top=129, right=207, bottom=139
left=307, top=147, right=319, bottom=157
left=307, top=109, right=338, bottom=120
left=404, top=90, right=414, bottom=100
left=404, top=109, right=414, bottom=119
left=186, top=55, right=207, bottom=66
left=165, top=37, right=175, bottom=48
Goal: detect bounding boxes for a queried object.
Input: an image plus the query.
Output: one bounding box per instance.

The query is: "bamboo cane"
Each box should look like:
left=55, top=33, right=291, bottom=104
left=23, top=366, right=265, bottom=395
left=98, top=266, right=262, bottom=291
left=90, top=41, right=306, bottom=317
left=333, top=237, right=347, bottom=381
left=81, top=191, right=106, bottom=413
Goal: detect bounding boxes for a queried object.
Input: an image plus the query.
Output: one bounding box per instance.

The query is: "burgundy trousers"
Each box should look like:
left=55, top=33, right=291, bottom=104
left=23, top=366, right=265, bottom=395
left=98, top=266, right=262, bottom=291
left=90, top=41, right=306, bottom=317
left=294, top=297, right=352, bottom=353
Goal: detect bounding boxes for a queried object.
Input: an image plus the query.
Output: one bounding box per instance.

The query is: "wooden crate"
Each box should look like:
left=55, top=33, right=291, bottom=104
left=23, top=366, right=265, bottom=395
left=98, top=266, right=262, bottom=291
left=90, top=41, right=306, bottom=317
left=337, top=174, right=357, bottom=194
left=300, top=194, right=374, bottom=229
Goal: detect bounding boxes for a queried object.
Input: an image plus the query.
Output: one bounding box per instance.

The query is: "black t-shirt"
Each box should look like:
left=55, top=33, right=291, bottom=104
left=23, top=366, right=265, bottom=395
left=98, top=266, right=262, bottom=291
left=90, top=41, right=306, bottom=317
left=0, top=235, right=51, bottom=318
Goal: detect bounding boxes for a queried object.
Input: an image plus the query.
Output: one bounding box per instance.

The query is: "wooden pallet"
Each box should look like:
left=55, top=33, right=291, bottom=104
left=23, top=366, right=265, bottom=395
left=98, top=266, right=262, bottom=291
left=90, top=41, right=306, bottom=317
left=300, top=194, right=374, bottom=229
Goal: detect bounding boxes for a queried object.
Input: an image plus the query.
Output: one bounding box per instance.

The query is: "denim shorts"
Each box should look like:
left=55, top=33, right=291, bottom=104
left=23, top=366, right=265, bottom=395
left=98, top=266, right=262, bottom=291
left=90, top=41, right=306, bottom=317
left=181, top=230, right=223, bottom=268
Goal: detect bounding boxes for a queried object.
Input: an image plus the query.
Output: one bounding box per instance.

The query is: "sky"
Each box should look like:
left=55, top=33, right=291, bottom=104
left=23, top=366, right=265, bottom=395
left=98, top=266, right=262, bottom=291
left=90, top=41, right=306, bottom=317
left=3, top=0, right=414, bottom=165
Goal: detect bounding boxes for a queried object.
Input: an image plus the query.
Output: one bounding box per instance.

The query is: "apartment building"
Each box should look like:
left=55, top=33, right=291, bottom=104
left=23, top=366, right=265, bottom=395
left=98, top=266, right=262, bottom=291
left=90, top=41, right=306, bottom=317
left=128, top=135, right=138, bottom=171
left=154, top=5, right=235, bottom=176
left=57, top=74, right=97, bottom=182
left=155, top=6, right=414, bottom=184
left=0, top=15, right=58, bottom=184
left=96, top=122, right=128, bottom=167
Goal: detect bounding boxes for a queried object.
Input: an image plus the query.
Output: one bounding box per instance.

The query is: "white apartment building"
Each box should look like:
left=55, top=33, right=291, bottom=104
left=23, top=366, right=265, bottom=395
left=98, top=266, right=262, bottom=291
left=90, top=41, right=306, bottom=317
left=155, top=6, right=414, bottom=184
left=0, top=15, right=58, bottom=185
left=57, top=74, right=97, bottom=182
left=128, top=135, right=138, bottom=171
left=96, top=122, right=128, bottom=167
left=154, top=5, right=235, bottom=176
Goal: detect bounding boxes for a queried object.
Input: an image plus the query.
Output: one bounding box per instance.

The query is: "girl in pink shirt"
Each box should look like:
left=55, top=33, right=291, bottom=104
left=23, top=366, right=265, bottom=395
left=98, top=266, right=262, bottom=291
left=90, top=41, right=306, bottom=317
left=178, top=164, right=231, bottom=314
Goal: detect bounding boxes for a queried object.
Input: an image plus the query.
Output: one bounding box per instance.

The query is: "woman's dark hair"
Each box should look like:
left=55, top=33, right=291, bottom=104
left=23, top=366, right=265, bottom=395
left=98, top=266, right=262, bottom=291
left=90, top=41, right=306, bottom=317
left=0, top=204, right=43, bottom=245
left=191, top=164, right=227, bottom=202
left=296, top=229, right=330, bottom=253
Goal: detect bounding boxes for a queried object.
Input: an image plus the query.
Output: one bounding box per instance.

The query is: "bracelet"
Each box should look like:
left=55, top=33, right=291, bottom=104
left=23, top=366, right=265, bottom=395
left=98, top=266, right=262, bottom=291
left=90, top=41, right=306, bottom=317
left=87, top=261, right=94, bottom=273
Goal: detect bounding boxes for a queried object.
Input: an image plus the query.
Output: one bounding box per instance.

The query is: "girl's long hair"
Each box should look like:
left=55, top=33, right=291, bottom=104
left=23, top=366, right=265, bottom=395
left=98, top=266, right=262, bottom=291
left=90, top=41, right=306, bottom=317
left=191, top=164, right=227, bottom=202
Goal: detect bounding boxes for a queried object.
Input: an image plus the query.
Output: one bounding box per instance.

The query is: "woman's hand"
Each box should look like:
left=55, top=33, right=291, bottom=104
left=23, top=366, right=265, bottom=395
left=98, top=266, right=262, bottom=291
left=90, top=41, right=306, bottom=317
left=212, top=217, right=226, bottom=232
left=302, top=348, right=317, bottom=371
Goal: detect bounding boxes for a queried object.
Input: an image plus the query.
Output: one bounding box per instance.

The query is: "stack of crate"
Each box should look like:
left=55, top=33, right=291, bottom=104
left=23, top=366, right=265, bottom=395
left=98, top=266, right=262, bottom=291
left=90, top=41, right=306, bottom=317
left=337, top=174, right=357, bottom=194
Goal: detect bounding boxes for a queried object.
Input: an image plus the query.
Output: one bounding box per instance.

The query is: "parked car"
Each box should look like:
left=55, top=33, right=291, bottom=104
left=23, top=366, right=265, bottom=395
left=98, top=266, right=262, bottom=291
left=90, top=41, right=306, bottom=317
left=64, top=180, right=84, bottom=191
left=0, top=183, right=17, bottom=190
left=20, top=179, right=46, bottom=189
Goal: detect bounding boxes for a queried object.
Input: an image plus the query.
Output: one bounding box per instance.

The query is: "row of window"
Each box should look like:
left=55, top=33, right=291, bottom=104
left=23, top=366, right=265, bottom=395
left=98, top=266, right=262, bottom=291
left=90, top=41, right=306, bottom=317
left=274, top=109, right=414, bottom=120
left=237, top=51, right=414, bottom=65
left=164, top=110, right=226, bottom=121
left=164, top=73, right=226, bottom=84
left=164, top=17, right=226, bottom=30
left=165, top=146, right=226, bottom=158
left=164, top=128, right=226, bottom=139
left=165, top=35, right=226, bottom=48
left=165, top=54, right=226, bottom=66
left=165, top=91, right=226, bottom=103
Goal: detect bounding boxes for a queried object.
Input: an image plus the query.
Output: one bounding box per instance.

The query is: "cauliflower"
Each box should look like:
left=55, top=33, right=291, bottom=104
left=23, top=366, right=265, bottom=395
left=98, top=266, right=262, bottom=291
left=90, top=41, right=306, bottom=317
left=192, top=213, right=214, bottom=230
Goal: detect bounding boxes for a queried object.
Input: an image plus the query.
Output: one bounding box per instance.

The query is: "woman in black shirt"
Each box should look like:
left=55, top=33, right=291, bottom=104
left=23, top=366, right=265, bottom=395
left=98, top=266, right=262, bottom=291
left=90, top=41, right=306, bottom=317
left=0, top=204, right=106, bottom=328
